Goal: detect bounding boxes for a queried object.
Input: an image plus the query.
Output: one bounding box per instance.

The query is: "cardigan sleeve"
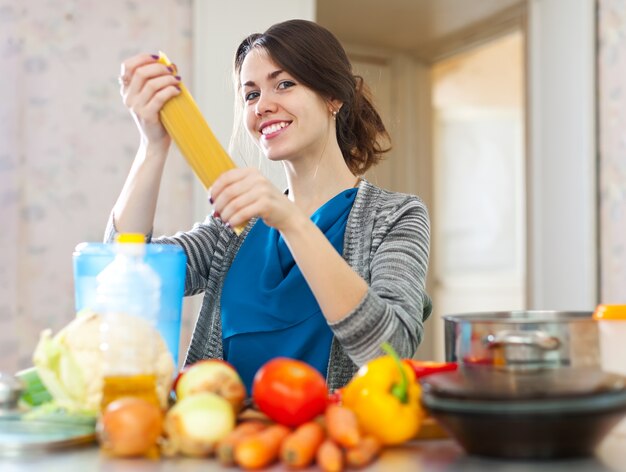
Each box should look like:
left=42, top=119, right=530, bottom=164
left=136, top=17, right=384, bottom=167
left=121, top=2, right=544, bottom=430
left=103, top=211, right=229, bottom=297
left=328, top=196, right=431, bottom=366
left=153, top=218, right=232, bottom=296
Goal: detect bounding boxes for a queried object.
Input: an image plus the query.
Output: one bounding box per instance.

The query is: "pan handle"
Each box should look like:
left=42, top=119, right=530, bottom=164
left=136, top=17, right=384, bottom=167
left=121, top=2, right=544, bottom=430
left=484, top=330, right=561, bottom=351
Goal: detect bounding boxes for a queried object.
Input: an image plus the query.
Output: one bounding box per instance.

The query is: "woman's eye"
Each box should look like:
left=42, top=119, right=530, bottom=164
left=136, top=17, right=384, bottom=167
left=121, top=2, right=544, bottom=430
left=277, top=80, right=295, bottom=90
left=244, top=91, right=259, bottom=102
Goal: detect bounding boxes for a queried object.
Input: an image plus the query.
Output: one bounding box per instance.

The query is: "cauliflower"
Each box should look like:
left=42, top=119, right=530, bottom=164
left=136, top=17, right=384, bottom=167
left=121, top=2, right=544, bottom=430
left=33, top=310, right=174, bottom=413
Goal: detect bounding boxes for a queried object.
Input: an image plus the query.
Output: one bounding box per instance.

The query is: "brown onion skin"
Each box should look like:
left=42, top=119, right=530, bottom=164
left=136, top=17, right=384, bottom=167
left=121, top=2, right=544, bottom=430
left=175, top=360, right=247, bottom=413
left=97, top=397, right=164, bottom=457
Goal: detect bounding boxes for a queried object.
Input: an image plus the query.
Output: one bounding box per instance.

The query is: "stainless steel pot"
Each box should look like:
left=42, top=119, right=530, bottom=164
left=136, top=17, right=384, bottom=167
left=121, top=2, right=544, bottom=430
left=443, top=310, right=599, bottom=371
left=421, top=366, right=626, bottom=459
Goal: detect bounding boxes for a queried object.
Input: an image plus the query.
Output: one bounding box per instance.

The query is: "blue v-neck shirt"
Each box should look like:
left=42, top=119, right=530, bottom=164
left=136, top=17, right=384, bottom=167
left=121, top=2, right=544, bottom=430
left=220, top=188, right=358, bottom=394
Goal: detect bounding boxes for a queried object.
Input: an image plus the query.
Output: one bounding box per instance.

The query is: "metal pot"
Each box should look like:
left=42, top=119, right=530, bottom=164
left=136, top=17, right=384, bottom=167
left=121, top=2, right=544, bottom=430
left=443, top=310, right=599, bottom=371
left=421, top=366, right=626, bottom=459
left=0, top=373, right=23, bottom=414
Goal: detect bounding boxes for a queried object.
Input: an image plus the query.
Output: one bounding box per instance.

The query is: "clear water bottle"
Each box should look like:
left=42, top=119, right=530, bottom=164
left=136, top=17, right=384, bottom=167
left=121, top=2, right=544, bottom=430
left=95, top=233, right=162, bottom=409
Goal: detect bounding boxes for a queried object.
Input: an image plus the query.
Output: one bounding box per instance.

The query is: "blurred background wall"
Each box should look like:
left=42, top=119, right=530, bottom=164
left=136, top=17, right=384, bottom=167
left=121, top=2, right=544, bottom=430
left=1, top=0, right=624, bottom=374
left=0, top=0, right=195, bottom=371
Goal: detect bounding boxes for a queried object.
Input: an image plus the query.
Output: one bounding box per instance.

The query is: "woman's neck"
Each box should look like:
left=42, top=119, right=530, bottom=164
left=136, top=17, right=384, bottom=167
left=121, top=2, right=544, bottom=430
left=283, top=152, right=358, bottom=217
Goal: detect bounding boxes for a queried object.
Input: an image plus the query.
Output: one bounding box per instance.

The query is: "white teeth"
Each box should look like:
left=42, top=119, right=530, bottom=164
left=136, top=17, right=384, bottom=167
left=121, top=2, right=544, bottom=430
left=261, top=122, right=288, bottom=135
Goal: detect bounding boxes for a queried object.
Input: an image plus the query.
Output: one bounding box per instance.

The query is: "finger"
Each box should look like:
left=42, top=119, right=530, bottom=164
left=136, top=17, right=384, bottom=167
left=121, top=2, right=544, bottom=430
left=226, top=198, right=269, bottom=228
left=217, top=173, right=278, bottom=226
left=126, top=62, right=175, bottom=100
left=209, top=168, right=256, bottom=203
left=119, top=53, right=160, bottom=84
left=138, top=85, right=182, bottom=122
left=126, top=73, right=181, bottom=110
left=130, top=86, right=180, bottom=129
left=219, top=189, right=261, bottom=224
left=212, top=173, right=252, bottom=213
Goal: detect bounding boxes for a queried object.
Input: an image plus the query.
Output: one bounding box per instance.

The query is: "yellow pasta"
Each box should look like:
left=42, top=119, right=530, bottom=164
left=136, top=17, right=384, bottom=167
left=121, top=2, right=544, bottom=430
left=157, top=51, right=246, bottom=234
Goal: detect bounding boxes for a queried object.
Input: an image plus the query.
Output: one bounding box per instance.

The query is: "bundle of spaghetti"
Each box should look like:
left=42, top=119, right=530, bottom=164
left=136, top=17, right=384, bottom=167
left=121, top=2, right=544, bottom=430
left=157, top=51, right=245, bottom=234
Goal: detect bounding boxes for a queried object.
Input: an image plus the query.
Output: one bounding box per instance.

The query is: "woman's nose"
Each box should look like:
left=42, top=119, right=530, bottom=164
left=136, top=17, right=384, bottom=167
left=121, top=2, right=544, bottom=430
left=255, top=94, right=277, bottom=116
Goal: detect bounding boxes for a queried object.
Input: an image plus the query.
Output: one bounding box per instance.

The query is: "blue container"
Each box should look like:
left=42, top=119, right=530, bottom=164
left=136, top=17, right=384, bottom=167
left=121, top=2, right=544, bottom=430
left=73, top=242, right=187, bottom=368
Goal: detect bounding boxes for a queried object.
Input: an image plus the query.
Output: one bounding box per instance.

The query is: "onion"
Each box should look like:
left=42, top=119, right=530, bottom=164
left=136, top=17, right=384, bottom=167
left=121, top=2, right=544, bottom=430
left=162, top=392, right=235, bottom=457
left=97, top=397, right=164, bottom=457
left=176, top=360, right=247, bottom=413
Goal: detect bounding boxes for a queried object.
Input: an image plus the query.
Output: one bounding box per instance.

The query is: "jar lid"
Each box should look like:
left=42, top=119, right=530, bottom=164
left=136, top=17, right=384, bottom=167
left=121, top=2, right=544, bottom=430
left=593, top=304, right=626, bottom=321
left=421, top=366, right=626, bottom=402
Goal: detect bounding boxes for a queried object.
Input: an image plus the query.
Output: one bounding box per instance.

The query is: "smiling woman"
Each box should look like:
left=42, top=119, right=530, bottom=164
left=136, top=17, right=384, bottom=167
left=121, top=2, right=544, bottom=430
left=104, top=19, right=432, bottom=393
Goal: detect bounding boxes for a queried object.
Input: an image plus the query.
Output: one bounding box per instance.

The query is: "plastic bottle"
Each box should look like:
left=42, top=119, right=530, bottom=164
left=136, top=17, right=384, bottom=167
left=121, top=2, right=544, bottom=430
left=95, top=233, right=162, bottom=410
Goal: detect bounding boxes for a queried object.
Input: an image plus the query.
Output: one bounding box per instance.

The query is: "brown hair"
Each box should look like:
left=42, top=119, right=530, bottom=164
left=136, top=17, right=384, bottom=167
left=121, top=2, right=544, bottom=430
left=233, top=19, right=390, bottom=175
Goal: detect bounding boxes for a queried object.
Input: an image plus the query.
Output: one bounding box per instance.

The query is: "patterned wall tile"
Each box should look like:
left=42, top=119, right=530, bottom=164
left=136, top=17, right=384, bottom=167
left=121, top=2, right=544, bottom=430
left=598, top=0, right=626, bottom=302
left=0, top=0, right=195, bottom=372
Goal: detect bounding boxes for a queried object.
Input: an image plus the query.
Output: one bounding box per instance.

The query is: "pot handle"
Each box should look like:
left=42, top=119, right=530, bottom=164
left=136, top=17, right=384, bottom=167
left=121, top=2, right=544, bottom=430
left=484, top=330, right=561, bottom=351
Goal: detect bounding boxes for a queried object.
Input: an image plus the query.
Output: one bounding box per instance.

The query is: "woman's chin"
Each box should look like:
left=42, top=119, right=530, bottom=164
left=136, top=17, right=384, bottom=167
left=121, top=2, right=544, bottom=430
left=262, top=149, right=288, bottom=162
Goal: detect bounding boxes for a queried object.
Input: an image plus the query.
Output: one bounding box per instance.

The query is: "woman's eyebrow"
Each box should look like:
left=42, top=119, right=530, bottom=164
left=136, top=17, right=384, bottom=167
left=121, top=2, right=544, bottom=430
left=242, top=69, right=285, bottom=88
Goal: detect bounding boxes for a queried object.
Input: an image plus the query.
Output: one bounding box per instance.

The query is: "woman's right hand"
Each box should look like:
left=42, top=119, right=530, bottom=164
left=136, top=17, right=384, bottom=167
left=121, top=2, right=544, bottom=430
left=118, top=53, right=181, bottom=150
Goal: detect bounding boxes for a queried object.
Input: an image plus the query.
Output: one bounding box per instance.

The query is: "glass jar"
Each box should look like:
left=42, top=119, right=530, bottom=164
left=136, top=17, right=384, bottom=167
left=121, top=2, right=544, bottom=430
left=593, top=304, right=626, bottom=376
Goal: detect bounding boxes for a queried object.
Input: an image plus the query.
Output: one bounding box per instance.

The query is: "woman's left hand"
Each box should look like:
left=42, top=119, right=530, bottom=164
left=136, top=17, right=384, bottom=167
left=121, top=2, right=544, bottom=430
left=209, top=168, right=301, bottom=232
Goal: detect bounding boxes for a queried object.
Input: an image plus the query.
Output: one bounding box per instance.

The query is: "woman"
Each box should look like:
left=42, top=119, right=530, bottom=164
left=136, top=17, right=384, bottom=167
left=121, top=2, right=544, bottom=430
left=106, top=19, right=431, bottom=393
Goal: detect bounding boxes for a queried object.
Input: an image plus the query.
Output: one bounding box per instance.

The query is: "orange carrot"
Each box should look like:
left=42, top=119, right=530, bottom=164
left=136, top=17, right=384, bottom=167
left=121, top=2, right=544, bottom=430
left=345, top=435, right=382, bottom=468
left=316, top=438, right=344, bottom=472
left=216, top=421, right=267, bottom=466
left=280, top=421, right=326, bottom=468
left=234, top=423, right=291, bottom=469
left=325, top=404, right=360, bottom=448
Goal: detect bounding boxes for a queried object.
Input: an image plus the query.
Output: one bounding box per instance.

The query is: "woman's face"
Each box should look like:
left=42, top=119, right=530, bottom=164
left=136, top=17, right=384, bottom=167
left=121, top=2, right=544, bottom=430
left=239, top=49, right=334, bottom=163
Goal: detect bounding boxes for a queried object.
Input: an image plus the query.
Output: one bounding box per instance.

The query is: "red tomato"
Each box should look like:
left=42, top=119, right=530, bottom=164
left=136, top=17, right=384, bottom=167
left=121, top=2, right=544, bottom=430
left=252, top=357, right=328, bottom=427
left=402, top=359, right=458, bottom=379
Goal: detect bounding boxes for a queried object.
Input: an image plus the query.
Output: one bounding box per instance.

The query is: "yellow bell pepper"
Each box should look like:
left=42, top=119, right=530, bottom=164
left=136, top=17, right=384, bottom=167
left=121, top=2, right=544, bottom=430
left=342, top=343, right=424, bottom=445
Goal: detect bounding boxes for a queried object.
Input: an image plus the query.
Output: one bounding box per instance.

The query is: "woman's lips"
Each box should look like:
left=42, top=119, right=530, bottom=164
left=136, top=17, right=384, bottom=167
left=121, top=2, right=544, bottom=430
left=260, top=121, right=291, bottom=139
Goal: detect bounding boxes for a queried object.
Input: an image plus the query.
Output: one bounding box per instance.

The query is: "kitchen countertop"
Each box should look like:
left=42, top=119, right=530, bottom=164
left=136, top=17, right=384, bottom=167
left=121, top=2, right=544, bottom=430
left=1, top=439, right=615, bottom=472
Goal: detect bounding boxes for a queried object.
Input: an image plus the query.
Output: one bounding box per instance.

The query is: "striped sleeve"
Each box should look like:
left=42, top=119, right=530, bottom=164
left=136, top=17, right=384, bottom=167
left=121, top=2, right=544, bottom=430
left=151, top=216, right=230, bottom=296
left=104, top=211, right=227, bottom=297
left=329, top=196, right=431, bottom=366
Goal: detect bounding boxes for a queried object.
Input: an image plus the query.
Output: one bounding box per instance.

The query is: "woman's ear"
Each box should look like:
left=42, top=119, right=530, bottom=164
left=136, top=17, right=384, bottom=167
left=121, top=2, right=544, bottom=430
left=328, top=99, right=343, bottom=115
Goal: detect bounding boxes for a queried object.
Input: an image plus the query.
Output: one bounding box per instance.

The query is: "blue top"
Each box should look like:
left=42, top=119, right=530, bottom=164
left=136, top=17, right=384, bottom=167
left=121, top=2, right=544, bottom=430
left=221, top=188, right=358, bottom=394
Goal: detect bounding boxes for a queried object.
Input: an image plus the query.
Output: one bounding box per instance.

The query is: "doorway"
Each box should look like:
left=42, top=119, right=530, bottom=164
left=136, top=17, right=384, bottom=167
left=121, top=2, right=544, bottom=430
left=344, top=30, right=526, bottom=361
left=430, top=31, right=526, bottom=360
left=343, top=32, right=526, bottom=361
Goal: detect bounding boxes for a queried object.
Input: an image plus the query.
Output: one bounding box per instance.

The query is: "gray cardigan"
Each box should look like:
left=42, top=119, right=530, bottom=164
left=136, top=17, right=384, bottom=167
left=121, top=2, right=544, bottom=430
left=105, top=179, right=431, bottom=390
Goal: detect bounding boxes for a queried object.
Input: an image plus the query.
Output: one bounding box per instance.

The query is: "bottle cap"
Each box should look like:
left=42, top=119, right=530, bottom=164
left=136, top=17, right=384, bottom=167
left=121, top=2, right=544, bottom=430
left=593, top=304, right=626, bottom=321
left=116, top=233, right=145, bottom=244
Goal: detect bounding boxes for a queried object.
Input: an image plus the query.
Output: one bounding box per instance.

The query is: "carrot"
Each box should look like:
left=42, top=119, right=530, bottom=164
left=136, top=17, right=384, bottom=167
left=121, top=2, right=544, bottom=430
left=280, top=421, right=326, bottom=468
left=215, top=421, right=267, bottom=466
left=316, top=438, right=344, bottom=472
left=345, top=435, right=382, bottom=468
left=325, top=404, right=360, bottom=448
left=234, top=423, right=291, bottom=469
